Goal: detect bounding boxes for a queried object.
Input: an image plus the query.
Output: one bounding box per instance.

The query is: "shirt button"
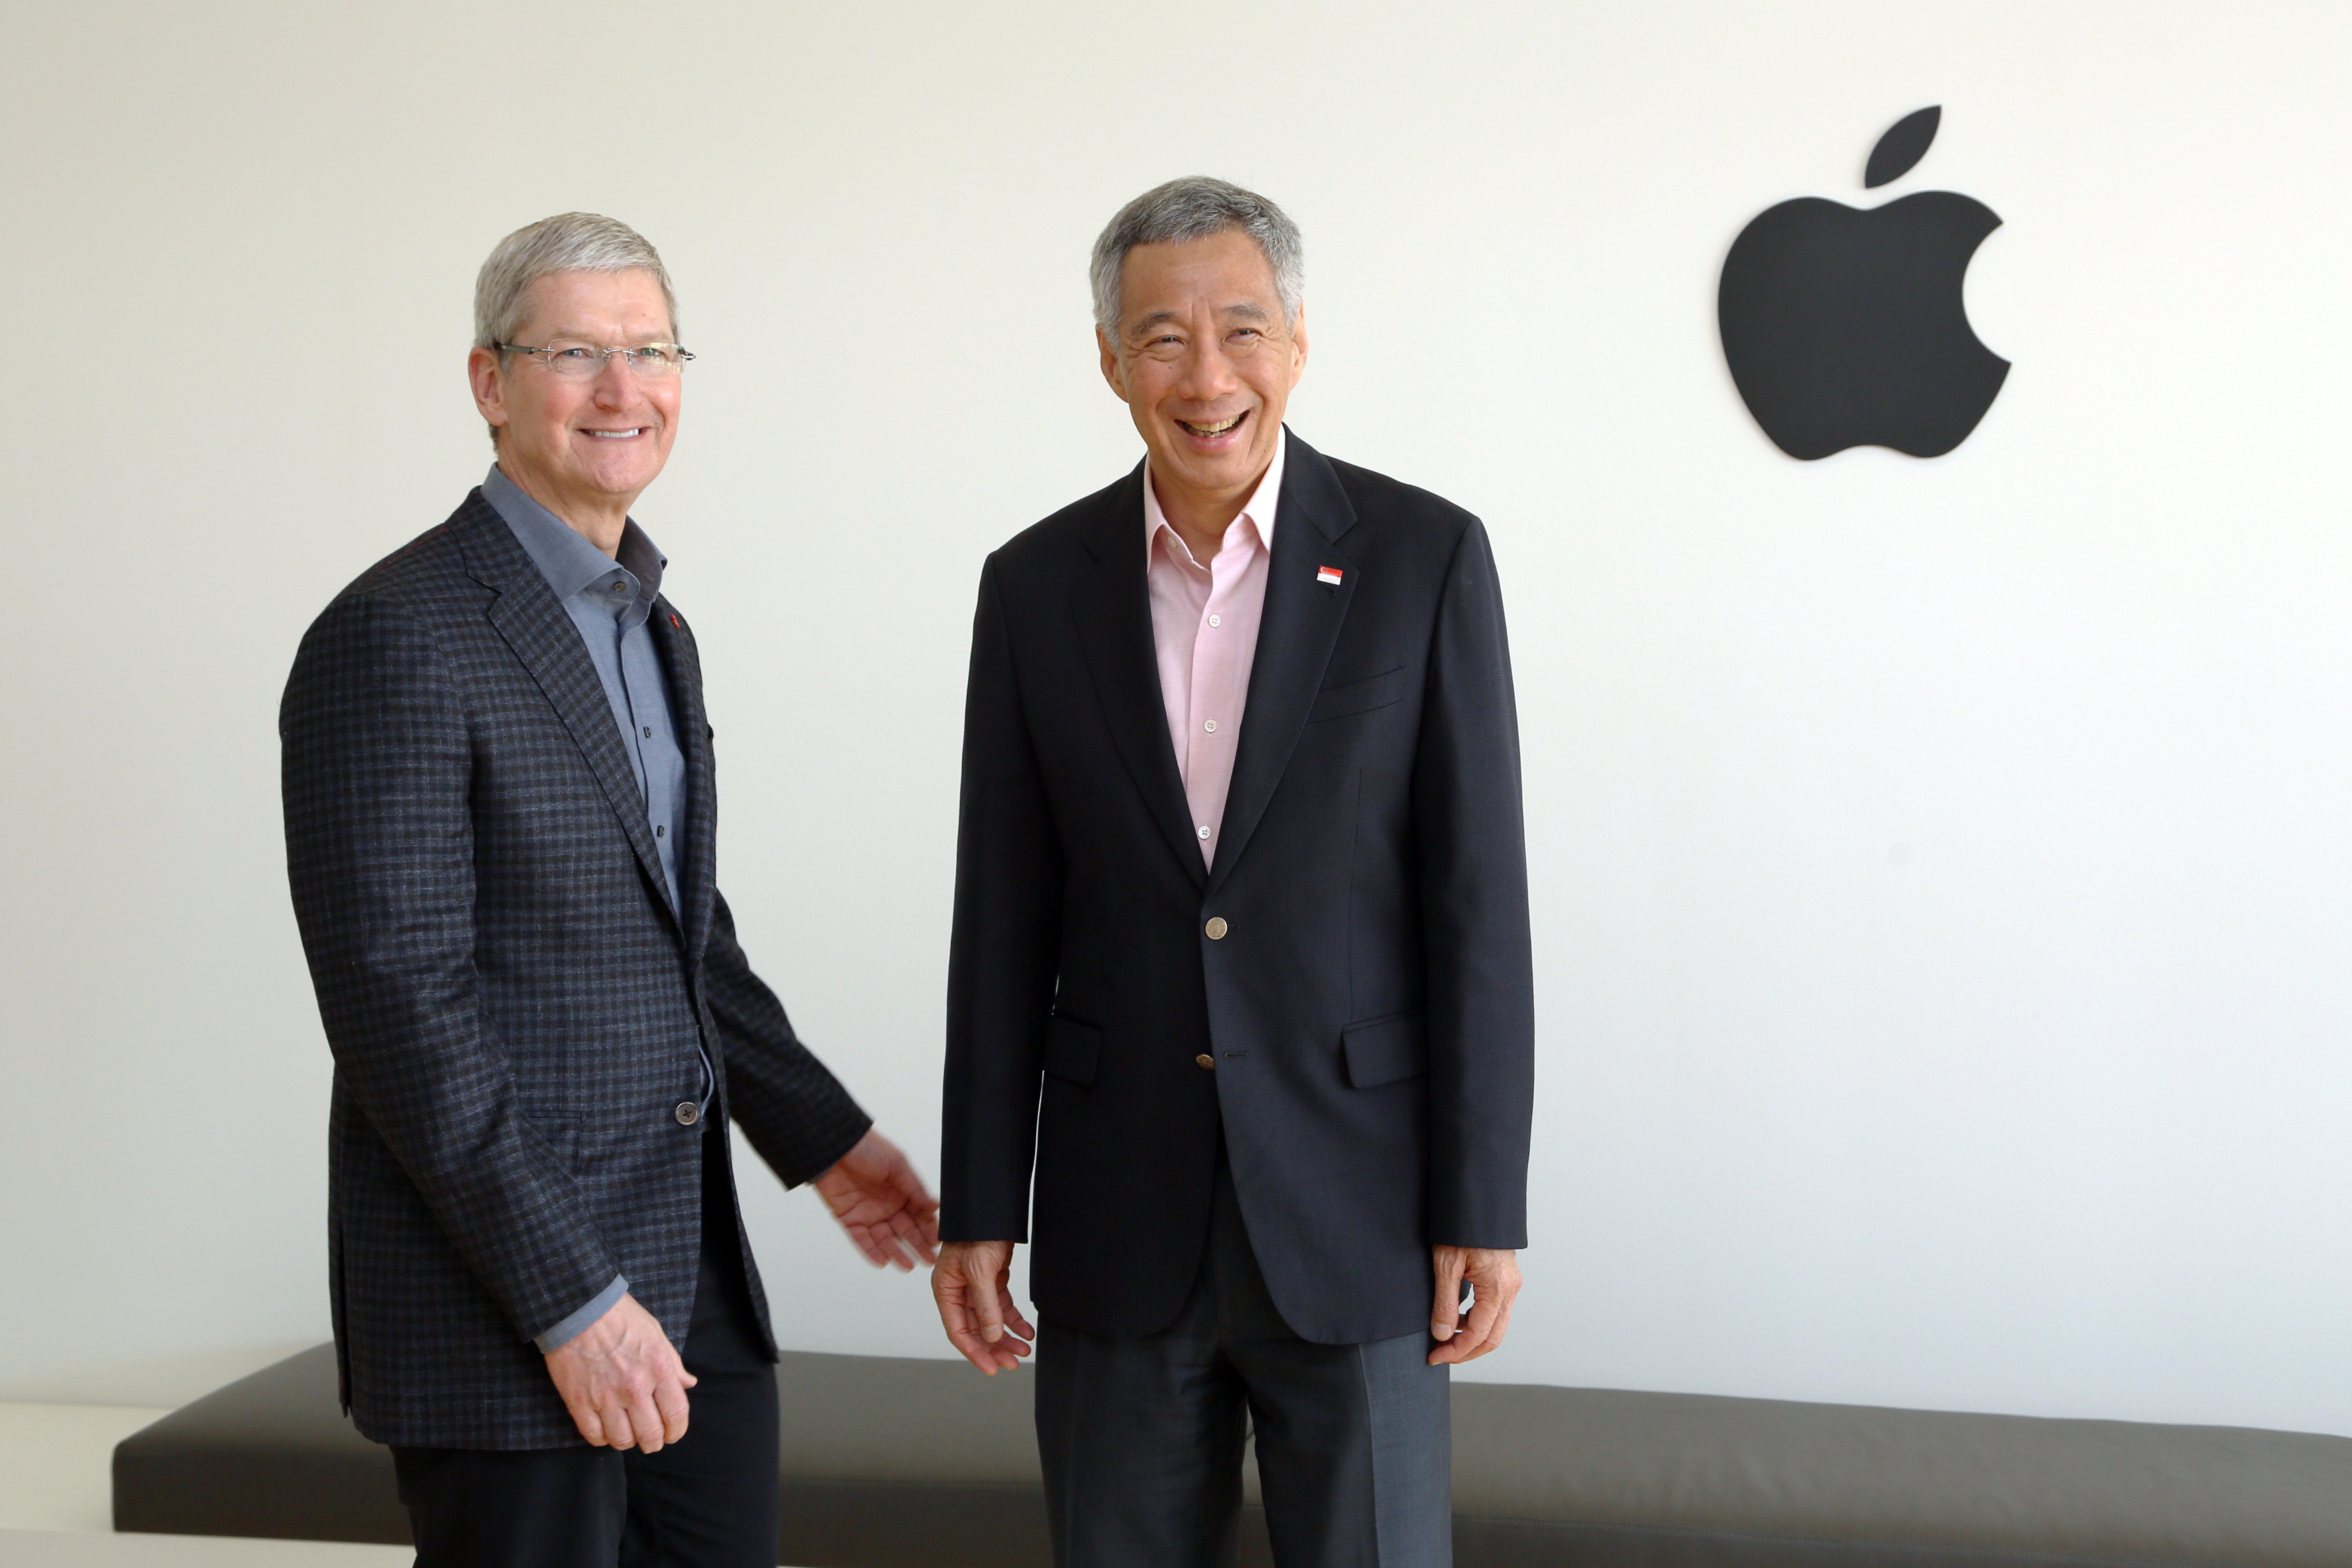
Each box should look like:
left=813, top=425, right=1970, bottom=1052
left=657, top=825, right=666, bottom=837
left=1208, top=615, right=1221, bottom=628
left=643, top=726, right=652, bottom=738
left=610, top=582, right=627, bottom=594
left=675, top=1102, right=699, bottom=1125
left=1205, top=918, right=1228, bottom=940
left=1197, top=825, right=1212, bottom=840
left=1195, top=1054, right=1216, bottom=1071
left=1203, top=719, right=1218, bottom=733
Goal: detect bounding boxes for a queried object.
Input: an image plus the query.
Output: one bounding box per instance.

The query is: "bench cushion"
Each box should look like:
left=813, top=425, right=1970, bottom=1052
left=110, top=1345, right=1064, bottom=1566
left=115, top=1345, right=2352, bottom=1566
left=1449, top=1383, right=2352, bottom=1567
left=112, top=1345, right=405, bottom=1546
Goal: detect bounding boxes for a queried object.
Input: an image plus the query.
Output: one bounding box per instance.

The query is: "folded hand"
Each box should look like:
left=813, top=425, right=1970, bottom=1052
left=544, top=1293, right=695, bottom=1451
left=1428, top=1246, right=1520, bottom=1366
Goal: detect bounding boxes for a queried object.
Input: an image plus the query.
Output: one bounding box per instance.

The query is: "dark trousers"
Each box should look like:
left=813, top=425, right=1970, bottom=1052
left=1035, top=1145, right=1452, bottom=1568
left=392, top=1136, right=780, bottom=1568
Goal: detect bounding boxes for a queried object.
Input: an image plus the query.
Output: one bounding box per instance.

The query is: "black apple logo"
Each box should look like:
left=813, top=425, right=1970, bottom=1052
left=1719, top=107, right=2008, bottom=460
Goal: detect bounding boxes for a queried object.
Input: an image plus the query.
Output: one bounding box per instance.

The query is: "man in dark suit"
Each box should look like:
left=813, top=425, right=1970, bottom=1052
left=281, top=212, right=938, bottom=1568
left=932, top=178, right=1535, bottom=1566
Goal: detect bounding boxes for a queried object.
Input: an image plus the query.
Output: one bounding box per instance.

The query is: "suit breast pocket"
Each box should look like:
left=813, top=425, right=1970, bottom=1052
left=1043, top=1013, right=1102, bottom=1086
left=1307, top=667, right=1407, bottom=724
left=1341, top=1011, right=1427, bottom=1088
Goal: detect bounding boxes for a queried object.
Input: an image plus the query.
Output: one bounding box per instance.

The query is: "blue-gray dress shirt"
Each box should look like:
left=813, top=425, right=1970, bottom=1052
left=482, top=465, right=710, bottom=1350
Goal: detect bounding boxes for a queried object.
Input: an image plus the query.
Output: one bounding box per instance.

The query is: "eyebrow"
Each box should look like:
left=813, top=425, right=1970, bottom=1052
left=527, top=328, right=678, bottom=345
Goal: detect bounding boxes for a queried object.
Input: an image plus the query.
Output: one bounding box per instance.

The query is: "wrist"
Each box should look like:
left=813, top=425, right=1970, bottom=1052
left=537, top=1276, right=630, bottom=1354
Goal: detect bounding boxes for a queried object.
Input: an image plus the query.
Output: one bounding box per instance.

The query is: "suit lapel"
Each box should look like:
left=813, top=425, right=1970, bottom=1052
left=1209, top=434, right=1359, bottom=893
left=1071, top=463, right=1211, bottom=890
left=457, top=496, right=682, bottom=938
left=650, top=601, right=716, bottom=969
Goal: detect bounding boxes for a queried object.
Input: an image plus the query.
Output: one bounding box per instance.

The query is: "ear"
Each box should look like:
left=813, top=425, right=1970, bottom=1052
left=1287, top=301, right=1309, bottom=388
left=468, top=345, right=510, bottom=437
left=1096, top=327, right=1129, bottom=405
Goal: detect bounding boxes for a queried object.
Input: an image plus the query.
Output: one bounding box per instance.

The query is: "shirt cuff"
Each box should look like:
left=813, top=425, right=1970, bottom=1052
left=535, top=1274, right=630, bottom=1353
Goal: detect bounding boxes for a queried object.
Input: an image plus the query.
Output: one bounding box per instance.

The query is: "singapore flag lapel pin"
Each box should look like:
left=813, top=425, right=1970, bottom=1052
left=1316, top=564, right=1345, bottom=589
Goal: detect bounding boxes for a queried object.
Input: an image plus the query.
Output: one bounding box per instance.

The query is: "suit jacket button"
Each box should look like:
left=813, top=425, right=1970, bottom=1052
left=1195, top=1054, right=1216, bottom=1071
left=675, top=1102, right=699, bottom=1125
left=1205, top=917, right=1228, bottom=940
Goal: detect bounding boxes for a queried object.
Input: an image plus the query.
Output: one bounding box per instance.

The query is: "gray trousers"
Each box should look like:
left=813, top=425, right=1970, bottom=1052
left=1034, top=1149, right=1452, bottom=1568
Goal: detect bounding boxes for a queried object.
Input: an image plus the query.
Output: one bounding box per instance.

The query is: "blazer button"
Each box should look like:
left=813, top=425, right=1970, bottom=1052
left=1205, top=918, right=1228, bottom=940
left=1195, top=1054, right=1216, bottom=1070
left=675, top=1102, right=699, bottom=1125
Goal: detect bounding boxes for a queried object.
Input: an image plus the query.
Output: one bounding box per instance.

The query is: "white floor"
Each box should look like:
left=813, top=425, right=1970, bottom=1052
left=0, top=1531, right=412, bottom=1566
left=0, top=1402, right=409, bottom=1566
left=0, top=1405, right=174, bottom=1534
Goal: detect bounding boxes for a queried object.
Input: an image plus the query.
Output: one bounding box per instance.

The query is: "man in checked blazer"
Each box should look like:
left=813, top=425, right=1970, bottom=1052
left=281, top=213, right=938, bottom=1568
left=931, top=179, right=1535, bottom=1566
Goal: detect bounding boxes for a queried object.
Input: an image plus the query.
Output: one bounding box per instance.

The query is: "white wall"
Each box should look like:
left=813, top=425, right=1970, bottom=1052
left=5, top=0, right=2348, bottom=1432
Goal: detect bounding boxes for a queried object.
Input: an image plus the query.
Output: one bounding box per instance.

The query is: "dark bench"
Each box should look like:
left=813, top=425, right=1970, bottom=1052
left=115, top=1345, right=2352, bottom=1566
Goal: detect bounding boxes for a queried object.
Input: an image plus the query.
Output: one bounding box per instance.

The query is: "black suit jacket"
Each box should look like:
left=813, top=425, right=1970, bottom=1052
left=942, top=432, right=1533, bottom=1345
left=281, top=491, right=869, bottom=1449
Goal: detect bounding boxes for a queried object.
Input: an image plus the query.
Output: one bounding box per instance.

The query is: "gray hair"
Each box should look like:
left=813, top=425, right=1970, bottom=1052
left=1089, top=177, right=1303, bottom=340
left=472, top=212, right=678, bottom=351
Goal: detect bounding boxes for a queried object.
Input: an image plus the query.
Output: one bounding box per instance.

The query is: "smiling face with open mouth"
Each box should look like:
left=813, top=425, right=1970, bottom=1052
left=468, top=267, right=681, bottom=553
left=1099, top=227, right=1306, bottom=543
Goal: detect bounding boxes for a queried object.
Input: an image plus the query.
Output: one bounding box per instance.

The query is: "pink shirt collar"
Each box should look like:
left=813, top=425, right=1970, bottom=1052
left=1144, top=426, right=1287, bottom=557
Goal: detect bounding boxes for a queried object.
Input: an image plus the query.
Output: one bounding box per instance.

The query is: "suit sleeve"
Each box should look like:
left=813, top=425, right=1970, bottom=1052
left=704, top=889, right=873, bottom=1187
left=281, top=594, right=621, bottom=1343
left=1412, top=518, right=1536, bottom=1249
left=939, top=555, right=1065, bottom=1243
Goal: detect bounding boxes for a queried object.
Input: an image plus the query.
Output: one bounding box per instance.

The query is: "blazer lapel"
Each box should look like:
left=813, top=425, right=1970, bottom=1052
left=1071, top=463, right=1210, bottom=890
left=457, top=496, right=682, bottom=936
left=650, top=601, right=716, bottom=969
left=1209, top=434, right=1359, bottom=893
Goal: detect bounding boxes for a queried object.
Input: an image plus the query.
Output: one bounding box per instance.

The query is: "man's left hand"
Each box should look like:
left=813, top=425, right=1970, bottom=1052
left=813, top=1129, right=941, bottom=1270
left=1428, top=1246, right=1521, bottom=1365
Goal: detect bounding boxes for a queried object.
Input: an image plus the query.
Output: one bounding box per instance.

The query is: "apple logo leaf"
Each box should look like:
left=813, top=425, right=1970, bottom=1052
left=1864, top=106, right=1941, bottom=189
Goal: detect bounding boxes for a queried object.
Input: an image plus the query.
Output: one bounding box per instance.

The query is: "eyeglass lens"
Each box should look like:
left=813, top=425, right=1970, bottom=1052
left=535, top=344, right=688, bottom=378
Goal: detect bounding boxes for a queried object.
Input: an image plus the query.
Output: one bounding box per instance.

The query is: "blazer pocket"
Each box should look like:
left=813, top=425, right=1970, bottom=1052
left=520, top=1108, right=582, bottom=1167
left=1043, top=1013, right=1102, bottom=1086
left=1307, top=667, right=1406, bottom=724
left=1341, top=1011, right=1427, bottom=1089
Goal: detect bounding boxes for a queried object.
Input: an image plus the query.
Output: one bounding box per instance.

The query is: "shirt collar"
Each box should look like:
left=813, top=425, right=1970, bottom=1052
left=1144, top=424, right=1286, bottom=561
left=482, top=464, right=667, bottom=603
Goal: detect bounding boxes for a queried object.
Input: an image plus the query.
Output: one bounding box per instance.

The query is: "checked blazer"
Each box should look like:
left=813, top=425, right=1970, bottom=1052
left=942, top=431, right=1535, bottom=1346
left=281, top=489, right=869, bottom=1449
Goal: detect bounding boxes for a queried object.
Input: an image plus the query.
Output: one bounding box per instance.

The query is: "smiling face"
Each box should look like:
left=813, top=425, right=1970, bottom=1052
left=467, top=268, right=680, bottom=544
left=1098, top=227, right=1306, bottom=529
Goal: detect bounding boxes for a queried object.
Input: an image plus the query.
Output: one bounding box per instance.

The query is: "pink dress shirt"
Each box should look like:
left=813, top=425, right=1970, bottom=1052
left=1145, top=430, right=1288, bottom=868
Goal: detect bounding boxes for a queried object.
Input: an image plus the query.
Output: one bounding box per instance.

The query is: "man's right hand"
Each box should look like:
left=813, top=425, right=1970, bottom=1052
left=544, top=1292, right=695, bottom=1451
left=932, top=1240, right=1034, bottom=1374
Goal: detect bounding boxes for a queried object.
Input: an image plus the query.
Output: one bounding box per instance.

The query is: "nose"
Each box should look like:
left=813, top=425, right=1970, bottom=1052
left=590, top=352, right=637, bottom=406
left=1174, top=339, right=1241, bottom=404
